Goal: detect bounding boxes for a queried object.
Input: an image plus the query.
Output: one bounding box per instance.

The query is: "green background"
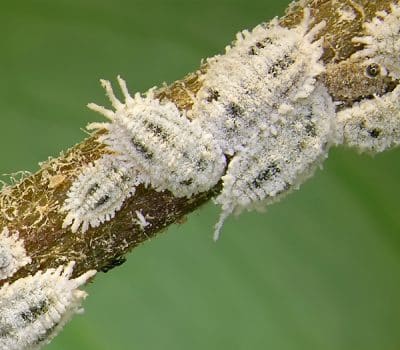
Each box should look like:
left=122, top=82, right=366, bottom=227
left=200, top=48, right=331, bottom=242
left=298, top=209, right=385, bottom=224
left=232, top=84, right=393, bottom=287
left=1, top=1, right=400, bottom=349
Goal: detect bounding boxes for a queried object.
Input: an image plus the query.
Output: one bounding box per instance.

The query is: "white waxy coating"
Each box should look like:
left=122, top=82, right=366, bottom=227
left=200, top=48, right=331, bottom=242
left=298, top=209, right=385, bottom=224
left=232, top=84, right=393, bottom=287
left=352, top=3, right=400, bottom=80
left=62, top=155, right=139, bottom=233
left=0, top=227, right=31, bottom=280
left=191, top=9, right=327, bottom=156
left=336, top=3, right=400, bottom=153
left=87, top=77, right=226, bottom=198
left=189, top=9, right=334, bottom=238
left=337, top=84, right=400, bottom=153
left=0, top=262, right=95, bottom=350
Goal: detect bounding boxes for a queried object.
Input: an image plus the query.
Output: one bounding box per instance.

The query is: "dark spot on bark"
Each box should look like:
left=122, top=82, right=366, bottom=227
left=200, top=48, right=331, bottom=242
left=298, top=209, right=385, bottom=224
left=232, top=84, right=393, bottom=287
left=100, top=256, right=127, bottom=273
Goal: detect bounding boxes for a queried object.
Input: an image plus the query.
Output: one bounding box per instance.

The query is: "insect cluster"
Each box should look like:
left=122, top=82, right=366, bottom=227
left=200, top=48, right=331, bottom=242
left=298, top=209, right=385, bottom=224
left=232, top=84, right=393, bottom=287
left=190, top=11, right=336, bottom=237
left=2, top=3, right=400, bottom=350
left=61, top=9, right=335, bottom=239
left=61, top=5, right=400, bottom=239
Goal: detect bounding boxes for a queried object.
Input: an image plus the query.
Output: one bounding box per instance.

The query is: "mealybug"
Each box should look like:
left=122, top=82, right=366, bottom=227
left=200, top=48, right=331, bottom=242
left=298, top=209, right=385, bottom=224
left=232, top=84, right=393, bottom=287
left=189, top=9, right=335, bottom=238
left=0, top=262, right=95, bottom=350
left=0, top=227, right=31, bottom=280
left=62, top=155, right=139, bottom=233
left=87, top=76, right=226, bottom=198
left=336, top=4, right=400, bottom=153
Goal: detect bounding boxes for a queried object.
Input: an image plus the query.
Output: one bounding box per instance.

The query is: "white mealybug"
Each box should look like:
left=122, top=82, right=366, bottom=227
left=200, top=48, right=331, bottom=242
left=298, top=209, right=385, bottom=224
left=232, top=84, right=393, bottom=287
left=337, top=84, right=400, bottom=153
left=0, top=262, right=95, bottom=350
left=62, top=155, right=139, bottom=233
left=189, top=9, right=335, bottom=238
left=214, top=84, right=336, bottom=238
left=87, top=76, right=226, bottom=198
left=336, top=4, right=400, bottom=152
left=0, top=227, right=31, bottom=280
left=352, top=3, right=400, bottom=80
left=191, top=8, right=327, bottom=156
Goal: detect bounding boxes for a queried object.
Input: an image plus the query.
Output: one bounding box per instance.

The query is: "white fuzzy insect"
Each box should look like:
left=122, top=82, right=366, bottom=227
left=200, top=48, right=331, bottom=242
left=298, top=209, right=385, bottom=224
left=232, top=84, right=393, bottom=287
left=87, top=77, right=226, bottom=198
left=190, top=9, right=335, bottom=238
left=352, top=3, right=400, bottom=80
left=337, top=84, right=400, bottom=153
left=191, top=9, right=328, bottom=155
left=336, top=3, right=400, bottom=152
left=0, top=227, right=31, bottom=280
left=0, top=262, right=95, bottom=350
left=62, top=155, right=139, bottom=233
left=214, top=84, right=336, bottom=237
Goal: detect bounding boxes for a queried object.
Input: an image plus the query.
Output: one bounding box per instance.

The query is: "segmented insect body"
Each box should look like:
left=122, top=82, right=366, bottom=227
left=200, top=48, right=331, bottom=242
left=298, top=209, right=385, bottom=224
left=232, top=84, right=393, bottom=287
left=62, top=155, right=139, bottom=233
left=0, top=227, right=31, bottom=280
left=191, top=9, right=327, bottom=156
left=352, top=3, right=400, bottom=80
left=336, top=4, right=400, bottom=153
left=215, top=83, right=335, bottom=218
left=189, top=10, right=335, bottom=237
left=0, top=262, right=95, bottom=350
left=87, top=77, right=226, bottom=198
left=337, top=84, right=400, bottom=153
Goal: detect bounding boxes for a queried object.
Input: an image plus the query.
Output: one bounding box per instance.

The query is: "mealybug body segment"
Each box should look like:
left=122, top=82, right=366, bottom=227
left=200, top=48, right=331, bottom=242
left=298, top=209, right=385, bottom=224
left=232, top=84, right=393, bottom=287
left=214, top=84, right=335, bottom=238
left=87, top=77, right=226, bottom=197
left=189, top=10, right=335, bottom=238
left=191, top=9, right=327, bottom=156
left=62, top=155, right=139, bottom=233
left=0, top=262, right=95, bottom=350
left=0, top=227, right=31, bottom=280
left=352, top=3, right=400, bottom=80
left=336, top=4, right=400, bottom=153
left=337, top=84, right=400, bottom=152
